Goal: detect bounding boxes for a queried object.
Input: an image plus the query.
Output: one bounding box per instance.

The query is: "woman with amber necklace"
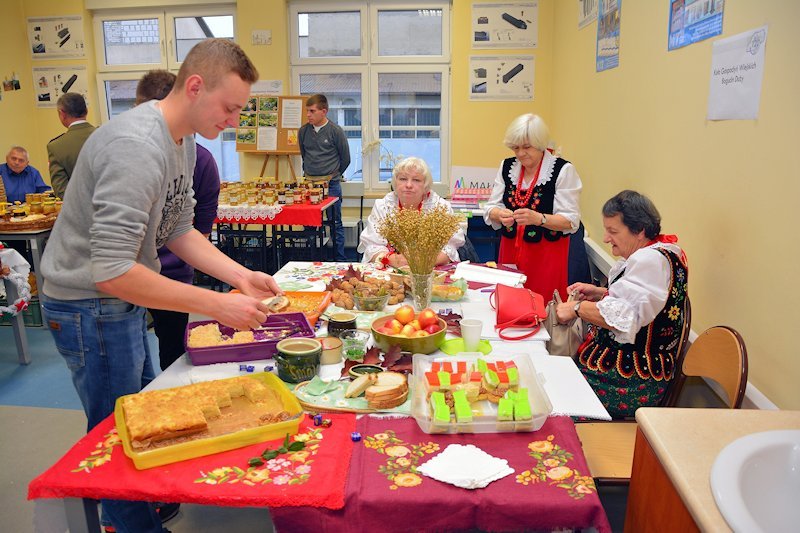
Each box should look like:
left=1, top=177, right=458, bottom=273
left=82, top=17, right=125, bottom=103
left=359, top=156, right=465, bottom=268
left=484, top=114, right=582, bottom=300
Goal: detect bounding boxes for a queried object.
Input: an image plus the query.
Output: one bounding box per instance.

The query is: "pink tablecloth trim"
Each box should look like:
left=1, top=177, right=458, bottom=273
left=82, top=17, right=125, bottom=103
left=28, top=412, right=356, bottom=510
left=271, top=415, right=611, bottom=532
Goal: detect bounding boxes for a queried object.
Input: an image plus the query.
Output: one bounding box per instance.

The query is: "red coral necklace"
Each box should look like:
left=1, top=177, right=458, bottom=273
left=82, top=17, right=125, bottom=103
left=511, top=157, right=544, bottom=209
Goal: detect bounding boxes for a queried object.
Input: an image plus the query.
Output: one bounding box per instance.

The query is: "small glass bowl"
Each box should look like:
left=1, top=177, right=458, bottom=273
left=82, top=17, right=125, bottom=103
left=340, top=329, right=371, bottom=361
left=353, top=293, right=390, bottom=312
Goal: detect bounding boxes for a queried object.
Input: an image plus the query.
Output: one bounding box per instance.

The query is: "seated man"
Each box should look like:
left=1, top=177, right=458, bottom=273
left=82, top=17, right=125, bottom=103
left=1, top=146, right=51, bottom=204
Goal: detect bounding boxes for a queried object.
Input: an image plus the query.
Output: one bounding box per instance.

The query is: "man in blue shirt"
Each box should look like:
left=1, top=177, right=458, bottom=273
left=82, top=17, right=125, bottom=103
left=1, top=146, right=51, bottom=203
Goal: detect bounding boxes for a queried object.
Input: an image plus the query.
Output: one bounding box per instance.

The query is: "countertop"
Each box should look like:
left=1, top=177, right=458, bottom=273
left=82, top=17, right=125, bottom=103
left=635, top=408, right=800, bottom=532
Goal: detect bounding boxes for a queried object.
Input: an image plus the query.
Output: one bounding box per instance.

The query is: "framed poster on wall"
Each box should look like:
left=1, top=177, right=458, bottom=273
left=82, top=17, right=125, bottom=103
left=31, top=65, right=88, bottom=108
left=27, top=16, right=86, bottom=59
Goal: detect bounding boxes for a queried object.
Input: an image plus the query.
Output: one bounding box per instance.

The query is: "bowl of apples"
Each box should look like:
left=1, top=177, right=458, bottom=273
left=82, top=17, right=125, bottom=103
left=371, top=305, right=447, bottom=355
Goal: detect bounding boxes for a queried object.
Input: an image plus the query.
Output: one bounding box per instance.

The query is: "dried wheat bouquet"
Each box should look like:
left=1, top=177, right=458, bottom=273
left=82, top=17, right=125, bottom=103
left=376, top=205, right=460, bottom=274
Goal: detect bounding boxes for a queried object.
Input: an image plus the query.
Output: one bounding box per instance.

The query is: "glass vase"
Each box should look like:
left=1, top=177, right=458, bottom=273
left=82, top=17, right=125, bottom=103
left=410, top=272, right=434, bottom=311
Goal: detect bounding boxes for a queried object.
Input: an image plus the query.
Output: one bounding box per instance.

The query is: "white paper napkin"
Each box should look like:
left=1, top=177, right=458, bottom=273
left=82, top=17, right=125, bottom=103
left=416, top=444, right=514, bottom=489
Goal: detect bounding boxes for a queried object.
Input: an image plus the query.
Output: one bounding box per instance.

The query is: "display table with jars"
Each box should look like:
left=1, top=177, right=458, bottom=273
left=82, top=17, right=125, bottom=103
left=215, top=180, right=340, bottom=272
left=0, top=192, right=61, bottom=309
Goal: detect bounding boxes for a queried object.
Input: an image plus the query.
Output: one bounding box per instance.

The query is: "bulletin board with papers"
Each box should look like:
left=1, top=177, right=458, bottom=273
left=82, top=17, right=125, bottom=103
left=236, top=95, right=307, bottom=153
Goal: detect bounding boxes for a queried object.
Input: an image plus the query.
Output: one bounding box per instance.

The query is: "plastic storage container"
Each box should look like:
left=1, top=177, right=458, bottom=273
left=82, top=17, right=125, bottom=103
left=115, top=373, right=302, bottom=469
left=185, top=312, right=315, bottom=365
left=410, top=353, right=552, bottom=434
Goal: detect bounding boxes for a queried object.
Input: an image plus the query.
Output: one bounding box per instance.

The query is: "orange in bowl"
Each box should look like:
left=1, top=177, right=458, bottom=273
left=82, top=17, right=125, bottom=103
left=371, top=315, right=447, bottom=355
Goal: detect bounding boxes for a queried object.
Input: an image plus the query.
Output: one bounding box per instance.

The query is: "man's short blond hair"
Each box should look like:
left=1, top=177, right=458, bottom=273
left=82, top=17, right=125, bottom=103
left=174, top=39, right=258, bottom=92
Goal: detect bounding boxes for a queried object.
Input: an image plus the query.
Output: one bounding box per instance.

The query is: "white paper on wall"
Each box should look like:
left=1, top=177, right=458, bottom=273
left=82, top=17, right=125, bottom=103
left=707, top=26, right=768, bottom=120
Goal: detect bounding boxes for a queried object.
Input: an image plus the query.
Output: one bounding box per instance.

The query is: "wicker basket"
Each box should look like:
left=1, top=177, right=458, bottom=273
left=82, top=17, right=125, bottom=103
left=0, top=213, right=58, bottom=232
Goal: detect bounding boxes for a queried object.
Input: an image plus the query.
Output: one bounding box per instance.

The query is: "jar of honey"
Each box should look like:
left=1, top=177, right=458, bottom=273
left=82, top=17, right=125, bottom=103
left=43, top=200, right=56, bottom=215
left=30, top=201, right=44, bottom=214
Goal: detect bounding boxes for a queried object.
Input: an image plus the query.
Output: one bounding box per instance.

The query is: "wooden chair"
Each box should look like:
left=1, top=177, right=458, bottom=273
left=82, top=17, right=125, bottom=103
left=577, top=320, right=748, bottom=484
left=667, top=325, right=749, bottom=408
left=576, top=297, right=697, bottom=485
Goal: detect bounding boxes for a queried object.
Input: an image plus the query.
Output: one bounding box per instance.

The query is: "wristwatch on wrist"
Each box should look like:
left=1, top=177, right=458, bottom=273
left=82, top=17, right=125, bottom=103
left=573, top=301, right=582, bottom=318
left=540, top=213, right=548, bottom=226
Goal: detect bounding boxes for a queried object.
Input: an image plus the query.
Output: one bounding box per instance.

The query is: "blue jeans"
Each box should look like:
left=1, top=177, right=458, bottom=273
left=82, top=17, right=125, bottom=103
left=42, top=296, right=163, bottom=533
left=327, top=180, right=347, bottom=261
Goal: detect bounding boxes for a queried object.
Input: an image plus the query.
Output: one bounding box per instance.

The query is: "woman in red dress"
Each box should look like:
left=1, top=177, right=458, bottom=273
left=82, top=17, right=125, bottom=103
left=483, top=114, right=582, bottom=300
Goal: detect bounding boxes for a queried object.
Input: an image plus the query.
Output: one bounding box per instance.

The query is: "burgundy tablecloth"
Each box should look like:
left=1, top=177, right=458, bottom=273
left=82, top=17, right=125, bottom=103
left=29, top=413, right=356, bottom=510
left=271, top=415, right=611, bottom=532
left=216, top=196, right=337, bottom=227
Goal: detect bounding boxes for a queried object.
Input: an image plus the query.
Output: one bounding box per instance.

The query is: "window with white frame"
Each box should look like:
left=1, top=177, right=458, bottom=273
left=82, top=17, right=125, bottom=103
left=290, top=1, right=450, bottom=192
left=92, top=6, right=240, bottom=181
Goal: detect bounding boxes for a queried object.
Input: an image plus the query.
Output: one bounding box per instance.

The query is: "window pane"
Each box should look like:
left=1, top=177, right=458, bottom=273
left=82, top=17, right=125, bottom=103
left=299, top=73, right=362, bottom=181
left=378, top=73, right=442, bottom=182
left=173, top=15, right=234, bottom=62
left=102, top=18, right=162, bottom=65
left=298, top=12, right=360, bottom=58
left=102, top=79, right=138, bottom=118
left=197, top=130, right=240, bottom=182
left=378, top=9, right=442, bottom=56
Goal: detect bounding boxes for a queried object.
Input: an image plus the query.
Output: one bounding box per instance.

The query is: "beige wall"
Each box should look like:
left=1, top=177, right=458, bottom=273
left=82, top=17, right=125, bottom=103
left=0, top=0, right=98, bottom=179
left=3, top=1, right=797, bottom=408
left=237, top=0, right=291, bottom=181
left=550, top=1, right=800, bottom=408
left=450, top=0, right=555, bottom=168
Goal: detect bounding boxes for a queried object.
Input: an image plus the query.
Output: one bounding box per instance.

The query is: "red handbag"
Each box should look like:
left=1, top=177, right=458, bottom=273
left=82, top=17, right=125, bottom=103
left=490, top=284, right=546, bottom=340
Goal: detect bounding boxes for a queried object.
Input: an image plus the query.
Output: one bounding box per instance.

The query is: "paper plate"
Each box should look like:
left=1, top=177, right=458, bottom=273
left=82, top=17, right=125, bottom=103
left=438, top=338, right=492, bottom=355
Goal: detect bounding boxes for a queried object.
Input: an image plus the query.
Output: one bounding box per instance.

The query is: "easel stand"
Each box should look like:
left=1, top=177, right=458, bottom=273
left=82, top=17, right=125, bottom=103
left=259, top=151, right=298, bottom=182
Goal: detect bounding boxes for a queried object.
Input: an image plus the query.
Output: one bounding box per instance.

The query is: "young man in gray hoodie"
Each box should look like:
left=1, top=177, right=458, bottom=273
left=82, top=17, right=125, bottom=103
left=40, top=39, right=280, bottom=532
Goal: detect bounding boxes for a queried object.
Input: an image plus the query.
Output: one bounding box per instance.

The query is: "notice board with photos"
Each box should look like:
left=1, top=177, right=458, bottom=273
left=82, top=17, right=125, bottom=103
left=236, top=95, right=307, bottom=153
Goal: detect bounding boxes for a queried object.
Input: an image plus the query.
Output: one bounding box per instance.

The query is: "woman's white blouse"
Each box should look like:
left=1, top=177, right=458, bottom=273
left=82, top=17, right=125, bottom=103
left=596, top=242, right=683, bottom=344
left=357, top=190, right=466, bottom=263
left=483, top=150, right=582, bottom=233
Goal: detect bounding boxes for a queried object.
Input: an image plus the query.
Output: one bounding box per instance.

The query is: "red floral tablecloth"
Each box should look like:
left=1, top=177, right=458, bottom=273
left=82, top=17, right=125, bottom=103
left=216, top=196, right=338, bottom=227
left=271, top=415, right=611, bottom=532
left=28, top=412, right=356, bottom=510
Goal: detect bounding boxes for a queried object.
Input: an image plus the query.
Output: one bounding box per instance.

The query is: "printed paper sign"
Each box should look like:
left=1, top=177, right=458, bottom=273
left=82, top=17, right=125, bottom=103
left=707, top=26, right=767, bottom=120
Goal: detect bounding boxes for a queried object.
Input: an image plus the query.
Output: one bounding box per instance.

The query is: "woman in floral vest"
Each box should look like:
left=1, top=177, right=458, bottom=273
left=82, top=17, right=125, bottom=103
left=557, top=190, right=689, bottom=418
left=483, top=114, right=582, bottom=300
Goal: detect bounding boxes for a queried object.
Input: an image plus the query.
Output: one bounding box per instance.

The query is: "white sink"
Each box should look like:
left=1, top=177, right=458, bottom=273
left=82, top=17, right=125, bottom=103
left=711, top=429, right=800, bottom=533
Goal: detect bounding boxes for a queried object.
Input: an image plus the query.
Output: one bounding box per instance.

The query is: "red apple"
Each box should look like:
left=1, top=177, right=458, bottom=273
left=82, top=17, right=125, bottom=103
left=378, top=326, right=395, bottom=336
left=418, top=308, right=438, bottom=328
left=394, top=305, right=416, bottom=325
left=409, top=319, right=422, bottom=331
left=389, top=319, right=404, bottom=334
left=423, top=323, right=441, bottom=335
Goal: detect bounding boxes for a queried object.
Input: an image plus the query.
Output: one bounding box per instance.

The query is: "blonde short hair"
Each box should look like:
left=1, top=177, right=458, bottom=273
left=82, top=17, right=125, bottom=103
left=503, top=113, right=550, bottom=151
left=391, top=157, right=433, bottom=192
left=174, top=39, right=258, bottom=92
